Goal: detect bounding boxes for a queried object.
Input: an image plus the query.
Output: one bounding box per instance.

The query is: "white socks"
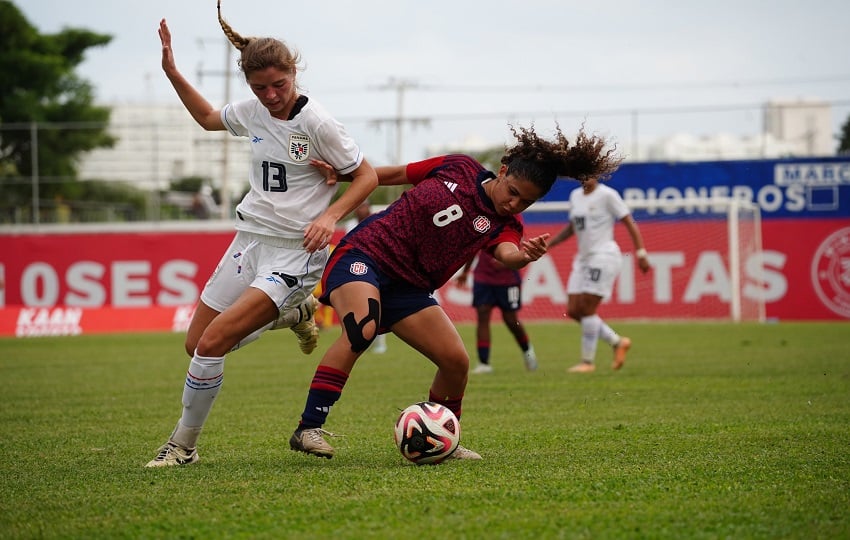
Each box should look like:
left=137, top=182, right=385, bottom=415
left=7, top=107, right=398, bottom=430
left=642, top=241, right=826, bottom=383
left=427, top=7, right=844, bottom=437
left=179, top=351, right=224, bottom=431
left=580, top=315, right=601, bottom=363
left=170, top=423, right=202, bottom=450
left=580, top=315, right=620, bottom=363
left=598, top=319, right=620, bottom=348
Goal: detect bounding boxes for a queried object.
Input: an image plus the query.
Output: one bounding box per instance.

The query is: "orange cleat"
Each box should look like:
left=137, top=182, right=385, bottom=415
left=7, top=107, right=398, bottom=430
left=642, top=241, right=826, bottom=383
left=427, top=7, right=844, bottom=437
left=612, top=337, right=631, bottom=370
left=568, top=362, right=596, bottom=373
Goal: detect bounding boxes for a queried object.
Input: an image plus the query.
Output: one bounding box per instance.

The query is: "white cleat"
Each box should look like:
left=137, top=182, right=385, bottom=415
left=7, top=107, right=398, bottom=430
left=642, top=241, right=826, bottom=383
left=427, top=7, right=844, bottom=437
left=471, top=363, right=494, bottom=374
left=450, top=445, right=482, bottom=460
left=523, top=345, right=538, bottom=371
left=287, top=296, right=320, bottom=354
left=145, top=442, right=199, bottom=468
left=289, top=427, right=336, bottom=458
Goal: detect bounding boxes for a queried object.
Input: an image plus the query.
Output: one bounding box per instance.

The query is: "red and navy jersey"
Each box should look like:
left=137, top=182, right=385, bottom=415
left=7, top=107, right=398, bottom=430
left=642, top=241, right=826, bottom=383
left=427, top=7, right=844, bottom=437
left=344, top=154, right=524, bottom=290
left=472, top=248, right=521, bottom=287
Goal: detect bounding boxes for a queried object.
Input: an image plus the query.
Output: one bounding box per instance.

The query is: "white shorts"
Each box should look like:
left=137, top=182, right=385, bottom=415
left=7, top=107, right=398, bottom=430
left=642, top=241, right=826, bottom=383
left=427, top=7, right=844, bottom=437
left=200, top=231, right=329, bottom=314
left=566, top=252, right=623, bottom=299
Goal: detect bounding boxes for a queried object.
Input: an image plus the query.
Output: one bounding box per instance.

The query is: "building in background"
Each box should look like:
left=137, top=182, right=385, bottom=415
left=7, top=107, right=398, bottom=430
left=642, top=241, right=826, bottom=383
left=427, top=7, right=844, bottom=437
left=77, top=103, right=250, bottom=204
left=76, top=99, right=837, bottom=194
left=763, top=98, right=834, bottom=156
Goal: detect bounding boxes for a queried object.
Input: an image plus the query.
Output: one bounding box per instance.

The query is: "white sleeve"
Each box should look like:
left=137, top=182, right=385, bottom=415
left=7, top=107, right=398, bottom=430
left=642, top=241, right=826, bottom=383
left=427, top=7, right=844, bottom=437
left=220, top=101, right=251, bottom=137
left=312, top=117, right=363, bottom=175
left=608, top=187, right=630, bottom=220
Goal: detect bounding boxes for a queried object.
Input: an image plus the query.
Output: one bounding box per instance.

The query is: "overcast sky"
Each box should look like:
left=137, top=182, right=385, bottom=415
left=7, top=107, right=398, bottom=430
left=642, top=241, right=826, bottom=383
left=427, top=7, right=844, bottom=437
left=17, top=0, right=850, bottom=164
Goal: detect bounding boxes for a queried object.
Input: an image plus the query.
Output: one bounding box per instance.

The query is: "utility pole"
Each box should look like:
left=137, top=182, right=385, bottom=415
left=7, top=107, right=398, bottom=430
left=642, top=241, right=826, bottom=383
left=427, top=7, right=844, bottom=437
left=197, top=36, right=235, bottom=219
left=372, top=78, right=430, bottom=164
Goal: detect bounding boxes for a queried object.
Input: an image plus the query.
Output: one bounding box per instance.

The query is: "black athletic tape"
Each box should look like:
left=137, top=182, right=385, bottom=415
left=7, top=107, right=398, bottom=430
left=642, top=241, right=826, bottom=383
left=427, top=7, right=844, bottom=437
left=341, top=297, right=380, bottom=353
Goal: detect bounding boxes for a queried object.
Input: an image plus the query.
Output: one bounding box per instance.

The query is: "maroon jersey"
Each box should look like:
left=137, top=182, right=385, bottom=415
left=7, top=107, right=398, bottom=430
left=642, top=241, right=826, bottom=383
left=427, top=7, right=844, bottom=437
left=344, top=154, right=523, bottom=290
left=472, top=248, right=521, bottom=287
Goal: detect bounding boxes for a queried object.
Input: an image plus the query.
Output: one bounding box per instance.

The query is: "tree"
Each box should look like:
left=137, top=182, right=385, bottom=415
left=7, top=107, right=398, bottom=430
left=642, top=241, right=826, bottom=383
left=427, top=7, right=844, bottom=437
left=838, top=114, right=850, bottom=155
left=0, top=1, right=116, bottom=211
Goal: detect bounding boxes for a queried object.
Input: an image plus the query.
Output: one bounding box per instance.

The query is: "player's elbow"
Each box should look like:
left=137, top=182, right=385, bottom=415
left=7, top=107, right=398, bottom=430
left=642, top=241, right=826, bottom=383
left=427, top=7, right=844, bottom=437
left=194, top=112, right=224, bottom=132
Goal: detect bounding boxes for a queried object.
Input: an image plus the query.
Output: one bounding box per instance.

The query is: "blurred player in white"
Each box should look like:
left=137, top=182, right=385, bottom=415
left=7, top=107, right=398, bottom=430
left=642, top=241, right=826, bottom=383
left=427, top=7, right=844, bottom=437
left=547, top=175, right=649, bottom=373
left=146, top=2, right=377, bottom=467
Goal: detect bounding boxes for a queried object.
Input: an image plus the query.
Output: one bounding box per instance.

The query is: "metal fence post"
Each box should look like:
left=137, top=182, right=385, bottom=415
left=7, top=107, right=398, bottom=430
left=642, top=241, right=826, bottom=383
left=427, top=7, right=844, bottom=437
left=30, top=122, right=39, bottom=225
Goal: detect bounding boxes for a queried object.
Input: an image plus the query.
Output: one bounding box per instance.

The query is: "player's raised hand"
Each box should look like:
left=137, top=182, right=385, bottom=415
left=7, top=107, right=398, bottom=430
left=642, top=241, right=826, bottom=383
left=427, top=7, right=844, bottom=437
left=637, top=254, right=651, bottom=274
left=158, top=19, right=177, bottom=75
left=310, top=159, right=339, bottom=186
left=521, top=234, right=550, bottom=262
left=303, top=213, right=336, bottom=253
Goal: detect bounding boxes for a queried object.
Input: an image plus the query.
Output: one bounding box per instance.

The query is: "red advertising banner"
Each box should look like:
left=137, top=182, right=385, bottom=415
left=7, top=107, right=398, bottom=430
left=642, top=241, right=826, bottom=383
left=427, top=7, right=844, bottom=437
left=442, top=219, right=850, bottom=322
left=1, top=219, right=848, bottom=337
left=0, top=228, right=229, bottom=337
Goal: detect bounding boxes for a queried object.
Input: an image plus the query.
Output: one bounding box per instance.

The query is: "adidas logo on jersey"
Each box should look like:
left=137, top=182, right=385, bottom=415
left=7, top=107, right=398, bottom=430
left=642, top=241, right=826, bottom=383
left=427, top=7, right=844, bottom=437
left=443, top=181, right=458, bottom=192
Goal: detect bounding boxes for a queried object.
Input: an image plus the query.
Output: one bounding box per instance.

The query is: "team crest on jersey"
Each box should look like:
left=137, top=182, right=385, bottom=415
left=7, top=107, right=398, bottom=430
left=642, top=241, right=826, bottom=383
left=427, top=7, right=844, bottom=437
left=289, top=134, right=310, bottom=162
left=349, top=261, right=368, bottom=275
left=473, top=215, right=491, bottom=233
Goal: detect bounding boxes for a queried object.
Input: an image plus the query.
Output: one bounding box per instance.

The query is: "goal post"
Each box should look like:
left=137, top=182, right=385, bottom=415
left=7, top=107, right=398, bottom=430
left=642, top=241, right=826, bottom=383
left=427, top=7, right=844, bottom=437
left=519, top=197, right=766, bottom=322
left=726, top=198, right=765, bottom=322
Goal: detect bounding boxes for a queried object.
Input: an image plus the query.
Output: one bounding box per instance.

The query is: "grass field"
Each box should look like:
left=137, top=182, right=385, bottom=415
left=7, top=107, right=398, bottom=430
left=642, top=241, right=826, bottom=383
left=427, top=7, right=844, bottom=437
left=1, top=322, right=848, bottom=539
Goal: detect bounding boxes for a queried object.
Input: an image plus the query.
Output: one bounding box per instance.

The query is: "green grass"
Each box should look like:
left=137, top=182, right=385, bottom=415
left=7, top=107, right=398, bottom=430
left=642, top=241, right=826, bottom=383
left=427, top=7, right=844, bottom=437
left=1, top=322, right=848, bottom=539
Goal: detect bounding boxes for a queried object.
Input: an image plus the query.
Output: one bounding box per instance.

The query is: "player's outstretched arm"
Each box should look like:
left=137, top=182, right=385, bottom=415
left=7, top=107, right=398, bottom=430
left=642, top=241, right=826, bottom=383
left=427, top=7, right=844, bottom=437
left=374, top=165, right=409, bottom=186
left=493, top=234, right=550, bottom=270
left=304, top=160, right=379, bottom=253
left=546, top=223, right=573, bottom=250
left=310, top=162, right=409, bottom=187
left=158, top=19, right=224, bottom=131
left=621, top=215, right=650, bottom=273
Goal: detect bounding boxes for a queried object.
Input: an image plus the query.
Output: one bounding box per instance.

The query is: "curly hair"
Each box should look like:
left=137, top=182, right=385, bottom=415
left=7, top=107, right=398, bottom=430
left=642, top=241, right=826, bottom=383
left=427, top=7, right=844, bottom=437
left=501, top=124, right=623, bottom=195
left=217, top=0, right=301, bottom=79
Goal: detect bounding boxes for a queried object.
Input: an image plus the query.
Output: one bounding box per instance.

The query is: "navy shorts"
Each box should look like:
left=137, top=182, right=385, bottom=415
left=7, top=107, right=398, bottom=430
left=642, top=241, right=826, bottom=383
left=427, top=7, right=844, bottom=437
left=320, top=244, right=438, bottom=331
left=472, top=282, right=522, bottom=312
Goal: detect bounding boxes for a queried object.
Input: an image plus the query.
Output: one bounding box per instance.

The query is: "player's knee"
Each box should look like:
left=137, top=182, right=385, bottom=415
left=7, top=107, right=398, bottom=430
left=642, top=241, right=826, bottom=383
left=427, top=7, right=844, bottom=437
left=184, top=338, right=197, bottom=357
left=342, top=297, right=381, bottom=353
left=438, top=349, right=470, bottom=379
left=194, top=330, right=229, bottom=357
left=566, top=306, right=583, bottom=320
left=344, top=325, right=377, bottom=353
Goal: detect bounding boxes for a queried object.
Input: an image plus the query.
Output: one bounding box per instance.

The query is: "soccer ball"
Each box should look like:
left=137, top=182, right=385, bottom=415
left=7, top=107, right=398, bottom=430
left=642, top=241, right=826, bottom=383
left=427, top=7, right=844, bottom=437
left=394, top=401, right=460, bottom=465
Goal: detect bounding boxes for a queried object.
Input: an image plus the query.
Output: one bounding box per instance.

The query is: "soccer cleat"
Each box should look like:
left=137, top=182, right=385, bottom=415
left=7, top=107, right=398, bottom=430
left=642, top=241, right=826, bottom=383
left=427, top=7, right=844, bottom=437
left=272, top=295, right=319, bottom=330
left=471, top=363, right=494, bottom=374
left=450, top=445, right=482, bottom=460
left=612, top=337, right=631, bottom=370
left=523, top=345, right=538, bottom=371
left=568, top=361, right=596, bottom=373
left=289, top=427, right=335, bottom=458
left=289, top=296, right=320, bottom=354
left=145, top=441, right=199, bottom=468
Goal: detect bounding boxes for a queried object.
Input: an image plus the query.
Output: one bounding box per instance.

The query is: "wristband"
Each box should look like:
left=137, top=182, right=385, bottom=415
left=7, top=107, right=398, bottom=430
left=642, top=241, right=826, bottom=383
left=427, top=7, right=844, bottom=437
left=635, top=248, right=648, bottom=259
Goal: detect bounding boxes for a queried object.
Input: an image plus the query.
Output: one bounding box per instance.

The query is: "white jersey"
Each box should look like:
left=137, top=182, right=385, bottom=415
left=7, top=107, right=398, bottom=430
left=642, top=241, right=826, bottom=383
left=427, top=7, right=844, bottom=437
left=568, top=183, right=630, bottom=258
left=221, top=96, right=363, bottom=238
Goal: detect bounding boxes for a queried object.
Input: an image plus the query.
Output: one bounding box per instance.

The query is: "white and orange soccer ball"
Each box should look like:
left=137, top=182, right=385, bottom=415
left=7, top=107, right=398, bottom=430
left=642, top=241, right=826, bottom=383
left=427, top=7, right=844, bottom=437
left=393, top=401, right=460, bottom=465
